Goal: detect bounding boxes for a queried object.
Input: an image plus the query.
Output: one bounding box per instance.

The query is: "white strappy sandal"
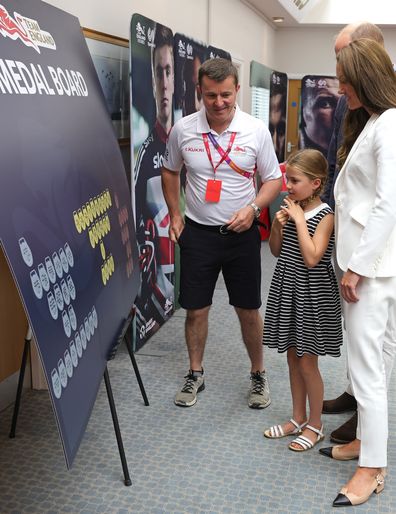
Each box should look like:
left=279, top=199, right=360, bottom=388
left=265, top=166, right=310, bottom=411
left=263, top=418, right=307, bottom=439
left=289, top=424, right=324, bottom=451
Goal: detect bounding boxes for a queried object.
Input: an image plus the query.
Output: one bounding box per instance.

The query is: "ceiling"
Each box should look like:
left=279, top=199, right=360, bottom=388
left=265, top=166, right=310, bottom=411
left=241, top=0, right=301, bottom=27
left=241, top=0, right=396, bottom=28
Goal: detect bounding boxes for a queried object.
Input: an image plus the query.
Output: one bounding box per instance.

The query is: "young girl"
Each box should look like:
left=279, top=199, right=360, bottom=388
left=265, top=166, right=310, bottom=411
left=263, top=149, right=343, bottom=452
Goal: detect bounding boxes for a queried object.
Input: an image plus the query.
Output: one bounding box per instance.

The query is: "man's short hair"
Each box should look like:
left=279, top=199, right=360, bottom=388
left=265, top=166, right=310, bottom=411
left=351, top=22, right=384, bottom=45
left=198, top=58, right=238, bottom=87
left=336, top=22, right=384, bottom=47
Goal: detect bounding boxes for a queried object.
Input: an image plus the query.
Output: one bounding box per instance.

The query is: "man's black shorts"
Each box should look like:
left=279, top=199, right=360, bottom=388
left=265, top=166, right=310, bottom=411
left=178, top=218, right=262, bottom=310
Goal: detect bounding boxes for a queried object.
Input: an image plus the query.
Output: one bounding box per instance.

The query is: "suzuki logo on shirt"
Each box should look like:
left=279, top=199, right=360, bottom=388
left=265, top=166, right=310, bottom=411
left=184, top=146, right=204, bottom=152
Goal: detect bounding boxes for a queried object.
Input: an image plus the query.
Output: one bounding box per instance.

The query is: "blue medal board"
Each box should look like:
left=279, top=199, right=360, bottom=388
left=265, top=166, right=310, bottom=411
left=0, top=0, right=140, bottom=467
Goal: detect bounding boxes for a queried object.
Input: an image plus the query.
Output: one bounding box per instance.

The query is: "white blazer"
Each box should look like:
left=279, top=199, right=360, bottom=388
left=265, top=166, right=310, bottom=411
left=334, top=108, right=396, bottom=278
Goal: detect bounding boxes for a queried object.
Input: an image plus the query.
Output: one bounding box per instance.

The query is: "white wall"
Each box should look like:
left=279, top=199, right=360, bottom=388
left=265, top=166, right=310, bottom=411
left=275, top=26, right=340, bottom=77
left=44, top=0, right=396, bottom=103
left=46, top=0, right=207, bottom=41
left=305, top=0, right=396, bottom=26
left=274, top=26, right=396, bottom=78
left=45, top=0, right=277, bottom=110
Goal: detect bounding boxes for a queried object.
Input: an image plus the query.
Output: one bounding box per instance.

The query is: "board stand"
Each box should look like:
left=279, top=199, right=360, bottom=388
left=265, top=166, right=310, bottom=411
left=9, top=326, right=32, bottom=439
left=9, top=309, right=148, bottom=486
left=103, top=364, right=132, bottom=485
left=108, top=307, right=149, bottom=407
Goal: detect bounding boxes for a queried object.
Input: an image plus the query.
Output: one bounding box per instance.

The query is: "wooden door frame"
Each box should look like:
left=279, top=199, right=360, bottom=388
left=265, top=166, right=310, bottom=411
left=285, top=79, right=302, bottom=160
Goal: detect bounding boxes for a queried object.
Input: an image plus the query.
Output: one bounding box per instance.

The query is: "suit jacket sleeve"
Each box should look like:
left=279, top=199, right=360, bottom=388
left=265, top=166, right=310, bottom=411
left=348, top=109, right=396, bottom=277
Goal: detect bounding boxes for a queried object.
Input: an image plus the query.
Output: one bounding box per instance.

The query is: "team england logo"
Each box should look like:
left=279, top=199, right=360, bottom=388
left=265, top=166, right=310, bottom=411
left=0, top=4, right=56, bottom=53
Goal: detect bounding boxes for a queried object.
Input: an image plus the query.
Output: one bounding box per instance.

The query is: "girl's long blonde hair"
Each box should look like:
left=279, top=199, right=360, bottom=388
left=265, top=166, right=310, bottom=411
left=287, top=149, right=328, bottom=197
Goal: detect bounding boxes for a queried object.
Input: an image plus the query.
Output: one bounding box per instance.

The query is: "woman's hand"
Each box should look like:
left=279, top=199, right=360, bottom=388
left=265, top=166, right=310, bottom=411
left=340, top=269, right=361, bottom=303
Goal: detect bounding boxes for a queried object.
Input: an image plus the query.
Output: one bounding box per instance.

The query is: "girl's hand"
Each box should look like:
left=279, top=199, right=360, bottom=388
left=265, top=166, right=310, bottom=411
left=274, top=207, right=289, bottom=227
left=280, top=196, right=304, bottom=224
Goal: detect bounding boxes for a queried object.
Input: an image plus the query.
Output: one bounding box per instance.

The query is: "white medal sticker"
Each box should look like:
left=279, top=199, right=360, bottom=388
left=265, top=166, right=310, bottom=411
left=62, top=310, right=72, bottom=338
left=68, top=305, right=77, bottom=331
left=45, top=256, right=56, bottom=284
left=47, top=291, right=58, bottom=320
left=60, top=278, right=70, bottom=306
left=58, top=359, right=68, bottom=388
left=64, top=349, right=73, bottom=378
left=38, top=263, right=50, bottom=292
left=80, top=326, right=87, bottom=350
left=67, top=275, right=76, bottom=300
left=88, top=312, right=94, bottom=336
left=92, top=306, right=98, bottom=328
left=52, top=252, right=63, bottom=279
left=84, top=317, right=91, bottom=342
left=19, top=237, right=33, bottom=266
left=75, top=332, right=82, bottom=357
left=53, top=283, right=64, bottom=311
left=69, top=340, right=78, bottom=367
left=59, top=248, right=69, bottom=273
left=30, top=269, right=43, bottom=299
left=51, top=368, right=62, bottom=399
left=64, top=242, right=74, bottom=268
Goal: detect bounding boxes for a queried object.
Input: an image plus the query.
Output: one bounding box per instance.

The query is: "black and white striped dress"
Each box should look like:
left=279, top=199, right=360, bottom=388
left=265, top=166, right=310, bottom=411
left=263, top=203, right=343, bottom=357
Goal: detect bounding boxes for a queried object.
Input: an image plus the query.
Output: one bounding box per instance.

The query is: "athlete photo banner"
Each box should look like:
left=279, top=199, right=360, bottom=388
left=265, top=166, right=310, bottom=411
left=0, top=0, right=139, bottom=467
left=173, top=33, right=206, bottom=123
left=269, top=71, right=288, bottom=163
left=173, top=35, right=231, bottom=123
left=300, top=75, right=340, bottom=157
left=131, top=14, right=175, bottom=350
left=206, top=45, right=232, bottom=62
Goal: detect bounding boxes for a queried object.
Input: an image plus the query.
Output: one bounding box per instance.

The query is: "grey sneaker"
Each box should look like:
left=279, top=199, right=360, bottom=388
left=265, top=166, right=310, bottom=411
left=174, top=370, right=205, bottom=407
left=248, top=371, right=271, bottom=409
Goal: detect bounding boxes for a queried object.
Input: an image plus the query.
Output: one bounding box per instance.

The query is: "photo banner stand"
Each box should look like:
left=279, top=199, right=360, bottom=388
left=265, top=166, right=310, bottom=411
left=9, top=310, right=149, bottom=486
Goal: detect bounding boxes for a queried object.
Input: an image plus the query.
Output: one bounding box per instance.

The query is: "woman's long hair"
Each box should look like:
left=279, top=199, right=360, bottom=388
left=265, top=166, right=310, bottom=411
left=337, top=39, right=396, bottom=167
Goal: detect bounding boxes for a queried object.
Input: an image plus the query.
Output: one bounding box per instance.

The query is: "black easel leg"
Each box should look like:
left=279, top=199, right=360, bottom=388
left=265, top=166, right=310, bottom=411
left=124, top=338, right=149, bottom=406
left=9, top=335, right=31, bottom=439
left=103, top=367, right=132, bottom=486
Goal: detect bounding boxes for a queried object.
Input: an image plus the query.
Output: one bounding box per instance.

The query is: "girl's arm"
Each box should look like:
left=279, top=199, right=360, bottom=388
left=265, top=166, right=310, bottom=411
left=294, top=212, right=334, bottom=268
left=282, top=197, right=334, bottom=268
left=269, top=209, right=288, bottom=257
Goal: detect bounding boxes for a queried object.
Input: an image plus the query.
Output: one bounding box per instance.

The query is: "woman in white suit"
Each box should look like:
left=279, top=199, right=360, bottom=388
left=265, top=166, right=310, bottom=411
left=328, top=39, right=396, bottom=507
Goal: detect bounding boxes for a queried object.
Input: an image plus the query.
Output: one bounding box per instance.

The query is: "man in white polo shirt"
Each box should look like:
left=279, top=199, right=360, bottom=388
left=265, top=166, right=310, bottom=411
left=162, top=58, right=282, bottom=408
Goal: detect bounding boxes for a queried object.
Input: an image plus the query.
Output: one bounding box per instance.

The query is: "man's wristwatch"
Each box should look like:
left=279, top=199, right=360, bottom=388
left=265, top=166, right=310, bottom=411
left=249, top=202, right=261, bottom=219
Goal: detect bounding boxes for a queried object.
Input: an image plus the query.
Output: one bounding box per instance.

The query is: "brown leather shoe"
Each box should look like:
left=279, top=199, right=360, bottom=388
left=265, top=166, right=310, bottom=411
left=322, top=391, right=357, bottom=414
left=330, top=412, right=358, bottom=443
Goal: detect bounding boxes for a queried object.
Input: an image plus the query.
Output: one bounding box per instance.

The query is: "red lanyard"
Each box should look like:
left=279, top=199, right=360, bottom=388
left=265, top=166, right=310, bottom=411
left=202, top=132, right=236, bottom=175
left=202, top=131, right=253, bottom=179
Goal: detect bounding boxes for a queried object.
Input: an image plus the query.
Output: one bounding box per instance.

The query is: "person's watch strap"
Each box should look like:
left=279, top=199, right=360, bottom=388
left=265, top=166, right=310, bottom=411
left=249, top=202, right=261, bottom=219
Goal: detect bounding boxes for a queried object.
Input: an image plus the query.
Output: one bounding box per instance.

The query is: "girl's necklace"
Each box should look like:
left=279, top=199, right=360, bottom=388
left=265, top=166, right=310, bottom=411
left=299, top=194, right=320, bottom=211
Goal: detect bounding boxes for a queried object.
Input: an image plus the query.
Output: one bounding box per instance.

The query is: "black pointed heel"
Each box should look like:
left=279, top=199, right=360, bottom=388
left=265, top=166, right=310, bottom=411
left=332, top=473, right=385, bottom=507
left=319, top=445, right=358, bottom=461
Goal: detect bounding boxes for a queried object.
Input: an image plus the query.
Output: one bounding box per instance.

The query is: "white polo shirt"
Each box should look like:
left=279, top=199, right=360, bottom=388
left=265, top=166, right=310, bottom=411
left=163, top=105, right=281, bottom=225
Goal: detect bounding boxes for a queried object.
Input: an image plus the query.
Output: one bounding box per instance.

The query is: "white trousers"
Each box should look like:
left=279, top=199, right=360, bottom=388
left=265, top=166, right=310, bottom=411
left=343, top=276, right=396, bottom=468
